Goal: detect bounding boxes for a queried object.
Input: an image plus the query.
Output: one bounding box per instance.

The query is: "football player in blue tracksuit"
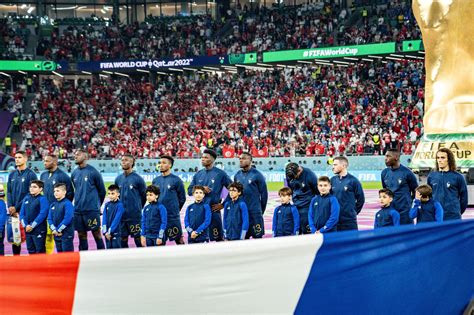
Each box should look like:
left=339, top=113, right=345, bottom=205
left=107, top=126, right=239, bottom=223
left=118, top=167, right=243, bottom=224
left=233, top=153, right=268, bottom=239
left=409, top=184, right=443, bottom=223
left=374, top=189, right=400, bottom=228
left=140, top=185, right=168, bottom=247
left=48, top=183, right=75, bottom=252
left=0, top=186, right=7, bottom=256
left=115, top=154, right=146, bottom=248
left=7, top=151, right=37, bottom=255
left=188, top=149, right=232, bottom=242
left=153, top=155, right=186, bottom=245
left=308, top=176, right=340, bottom=234
left=427, top=148, right=468, bottom=221
left=330, top=156, right=365, bottom=231
left=41, top=154, right=74, bottom=254
left=41, top=154, right=74, bottom=203
left=71, top=149, right=106, bottom=251
left=184, top=185, right=212, bottom=244
left=272, top=187, right=300, bottom=237
left=223, top=182, right=249, bottom=241
left=20, top=180, right=49, bottom=254
left=102, top=185, right=125, bottom=249
left=381, top=149, right=418, bottom=224
left=285, top=162, right=319, bottom=234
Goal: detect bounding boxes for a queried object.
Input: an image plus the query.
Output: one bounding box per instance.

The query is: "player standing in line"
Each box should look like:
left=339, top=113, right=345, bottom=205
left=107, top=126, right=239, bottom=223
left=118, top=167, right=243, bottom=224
left=71, top=149, right=106, bottom=250
left=381, top=149, right=418, bottom=224
left=115, top=154, right=146, bottom=248
left=330, top=157, right=365, bottom=231
left=152, top=155, right=186, bottom=245
left=7, top=151, right=37, bottom=255
left=188, top=149, right=232, bottom=242
left=233, top=153, right=268, bottom=239
left=41, top=154, right=74, bottom=254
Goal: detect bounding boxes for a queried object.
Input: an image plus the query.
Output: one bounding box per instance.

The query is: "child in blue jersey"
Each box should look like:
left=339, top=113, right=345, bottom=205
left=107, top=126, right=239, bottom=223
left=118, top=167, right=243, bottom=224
left=409, top=184, right=444, bottom=224
left=0, top=186, right=7, bottom=255
left=223, top=182, right=249, bottom=241
left=308, top=176, right=340, bottom=233
left=20, top=180, right=49, bottom=254
left=374, top=189, right=400, bottom=228
left=48, top=183, right=75, bottom=252
left=273, top=187, right=300, bottom=237
left=102, top=185, right=125, bottom=249
left=184, top=185, right=212, bottom=244
left=140, top=185, right=168, bottom=247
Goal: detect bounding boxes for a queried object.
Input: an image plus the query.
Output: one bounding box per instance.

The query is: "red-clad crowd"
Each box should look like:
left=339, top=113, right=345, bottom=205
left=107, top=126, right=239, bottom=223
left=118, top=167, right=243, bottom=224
left=36, top=1, right=420, bottom=62
left=20, top=58, right=424, bottom=160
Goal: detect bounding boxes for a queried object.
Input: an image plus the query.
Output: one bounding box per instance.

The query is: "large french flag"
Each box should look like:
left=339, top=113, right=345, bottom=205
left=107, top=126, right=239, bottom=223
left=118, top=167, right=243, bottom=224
left=1, top=220, right=474, bottom=314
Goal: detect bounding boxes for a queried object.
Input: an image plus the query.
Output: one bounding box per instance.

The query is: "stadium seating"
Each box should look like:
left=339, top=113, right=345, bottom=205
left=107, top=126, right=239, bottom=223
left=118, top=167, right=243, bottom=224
left=19, top=59, right=424, bottom=160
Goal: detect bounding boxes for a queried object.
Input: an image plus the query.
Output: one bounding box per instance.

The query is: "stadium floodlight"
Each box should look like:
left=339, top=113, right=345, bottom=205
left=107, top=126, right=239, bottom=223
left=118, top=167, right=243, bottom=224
left=115, top=72, right=129, bottom=77
left=385, top=56, right=402, bottom=61
left=256, top=63, right=272, bottom=67
left=168, top=68, right=184, bottom=72
left=52, top=71, right=63, bottom=77
left=103, top=71, right=113, bottom=74
left=361, top=58, right=374, bottom=62
left=81, top=71, right=92, bottom=75
left=297, top=61, right=313, bottom=64
left=368, top=55, right=383, bottom=59
left=137, top=69, right=150, bottom=73
left=203, top=66, right=220, bottom=71
left=182, top=68, right=197, bottom=71
left=333, top=60, right=351, bottom=65
left=99, top=74, right=108, bottom=78
left=343, top=57, right=359, bottom=61
left=18, top=71, right=27, bottom=75
left=0, top=72, right=11, bottom=77
left=156, top=72, right=168, bottom=75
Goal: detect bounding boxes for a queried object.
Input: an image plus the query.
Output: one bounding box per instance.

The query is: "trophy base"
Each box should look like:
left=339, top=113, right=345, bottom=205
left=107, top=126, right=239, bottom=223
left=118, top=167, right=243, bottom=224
left=410, top=133, right=474, bottom=170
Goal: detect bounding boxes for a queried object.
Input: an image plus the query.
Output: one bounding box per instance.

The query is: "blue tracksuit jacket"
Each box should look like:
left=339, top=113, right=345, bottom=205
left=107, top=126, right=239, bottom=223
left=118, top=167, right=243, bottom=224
left=272, top=203, right=300, bottom=237
left=184, top=201, right=212, bottom=242
left=71, top=164, right=106, bottom=213
left=374, top=206, right=401, bottom=228
left=19, top=194, right=49, bottom=233
left=409, top=199, right=443, bottom=223
left=40, top=168, right=74, bottom=203
left=140, top=202, right=167, bottom=240
left=153, top=173, right=186, bottom=222
left=7, top=168, right=37, bottom=210
left=102, top=200, right=125, bottom=235
left=48, top=198, right=75, bottom=236
left=381, top=164, right=418, bottom=223
left=330, top=173, right=365, bottom=228
left=115, top=171, right=146, bottom=221
left=223, top=197, right=249, bottom=240
left=427, top=171, right=468, bottom=220
left=234, top=168, right=268, bottom=215
left=286, top=167, right=318, bottom=212
left=188, top=167, right=232, bottom=205
left=308, top=194, right=340, bottom=233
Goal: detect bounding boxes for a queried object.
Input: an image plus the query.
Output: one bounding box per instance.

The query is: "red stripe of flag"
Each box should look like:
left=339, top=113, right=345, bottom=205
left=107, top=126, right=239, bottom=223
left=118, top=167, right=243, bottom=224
left=0, top=252, right=80, bottom=314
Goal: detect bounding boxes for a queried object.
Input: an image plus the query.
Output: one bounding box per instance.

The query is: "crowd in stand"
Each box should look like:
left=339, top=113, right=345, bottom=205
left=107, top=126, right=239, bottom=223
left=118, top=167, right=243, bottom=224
left=34, top=0, right=420, bottom=61
left=19, top=58, right=424, bottom=160
left=0, top=18, right=31, bottom=60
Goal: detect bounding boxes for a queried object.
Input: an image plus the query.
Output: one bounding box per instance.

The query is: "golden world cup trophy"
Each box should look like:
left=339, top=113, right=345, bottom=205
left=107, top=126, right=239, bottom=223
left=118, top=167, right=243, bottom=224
left=410, top=0, right=474, bottom=169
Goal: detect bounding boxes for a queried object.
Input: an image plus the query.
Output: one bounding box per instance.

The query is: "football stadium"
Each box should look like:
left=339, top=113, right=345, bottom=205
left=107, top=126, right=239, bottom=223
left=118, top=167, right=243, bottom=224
left=0, top=0, right=474, bottom=313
